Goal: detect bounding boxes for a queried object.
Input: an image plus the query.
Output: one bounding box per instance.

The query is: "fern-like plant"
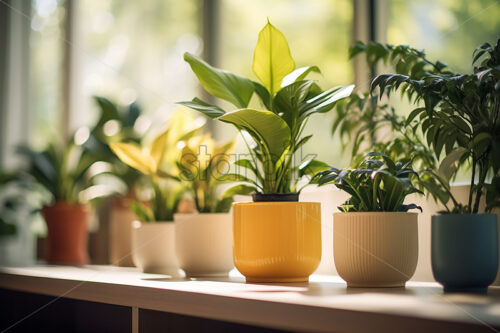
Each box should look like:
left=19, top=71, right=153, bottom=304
left=371, top=39, right=500, bottom=213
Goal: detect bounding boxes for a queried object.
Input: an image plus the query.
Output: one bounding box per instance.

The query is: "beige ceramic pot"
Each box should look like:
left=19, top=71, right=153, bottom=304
left=334, top=212, right=418, bottom=287
left=109, top=196, right=136, bottom=267
left=131, top=221, right=181, bottom=276
left=174, top=213, right=233, bottom=277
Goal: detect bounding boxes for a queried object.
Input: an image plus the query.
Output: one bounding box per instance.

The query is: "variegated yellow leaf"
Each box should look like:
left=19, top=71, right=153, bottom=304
left=110, top=142, right=156, bottom=175
left=150, top=127, right=170, bottom=168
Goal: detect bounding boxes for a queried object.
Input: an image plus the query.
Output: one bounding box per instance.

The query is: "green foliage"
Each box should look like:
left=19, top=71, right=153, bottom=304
left=315, top=152, right=422, bottom=212
left=371, top=39, right=500, bottom=213
left=128, top=181, right=186, bottom=223
left=180, top=21, right=352, bottom=195
left=177, top=135, right=255, bottom=213
left=333, top=41, right=442, bottom=205
left=84, top=96, right=145, bottom=193
left=17, top=138, right=108, bottom=204
left=0, top=173, right=48, bottom=236
left=110, top=110, right=202, bottom=221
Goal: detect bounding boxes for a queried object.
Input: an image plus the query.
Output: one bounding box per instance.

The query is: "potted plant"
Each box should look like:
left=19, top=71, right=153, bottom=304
left=315, top=152, right=422, bottom=287
left=17, top=137, right=109, bottom=265
left=174, top=134, right=253, bottom=277
left=0, top=173, right=47, bottom=266
left=86, top=96, right=146, bottom=267
left=110, top=109, right=200, bottom=276
left=371, top=39, right=500, bottom=292
left=180, top=20, right=353, bottom=282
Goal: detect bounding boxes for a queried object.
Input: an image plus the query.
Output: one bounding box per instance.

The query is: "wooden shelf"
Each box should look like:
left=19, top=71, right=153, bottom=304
left=1, top=265, right=499, bottom=332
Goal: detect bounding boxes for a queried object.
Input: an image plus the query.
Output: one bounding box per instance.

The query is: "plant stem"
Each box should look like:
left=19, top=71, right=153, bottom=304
left=468, top=153, right=476, bottom=213
left=473, top=161, right=488, bottom=214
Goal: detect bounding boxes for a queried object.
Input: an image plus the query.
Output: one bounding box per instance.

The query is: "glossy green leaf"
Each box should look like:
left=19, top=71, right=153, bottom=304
left=281, top=66, right=321, bottom=88
left=252, top=21, right=295, bottom=95
left=234, top=158, right=258, bottom=176
left=273, top=80, right=314, bottom=129
left=221, top=184, right=256, bottom=199
left=298, top=159, right=330, bottom=179
left=177, top=98, right=225, bottom=119
left=184, top=52, right=254, bottom=108
left=301, top=84, right=354, bottom=116
left=252, top=81, right=272, bottom=109
left=217, top=109, right=291, bottom=164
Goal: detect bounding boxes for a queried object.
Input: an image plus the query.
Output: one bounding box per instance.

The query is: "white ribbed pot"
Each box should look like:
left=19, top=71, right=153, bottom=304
left=174, top=213, right=233, bottom=277
left=334, top=212, right=418, bottom=287
left=131, top=221, right=181, bottom=276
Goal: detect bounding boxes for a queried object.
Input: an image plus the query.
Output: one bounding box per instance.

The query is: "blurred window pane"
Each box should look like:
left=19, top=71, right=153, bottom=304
left=80, top=0, right=201, bottom=126
left=29, top=0, right=64, bottom=149
left=388, top=0, right=500, bottom=72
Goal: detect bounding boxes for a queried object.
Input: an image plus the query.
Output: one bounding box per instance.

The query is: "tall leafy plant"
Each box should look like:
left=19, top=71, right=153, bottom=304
left=177, top=135, right=254, bottom=213
left=371, top=39, right=500, bottom=213
left=315, top=152, right=422, bottom=212
left=110, top=110, right=202, bottom=221
left=179, top=21, right=354, bottom=195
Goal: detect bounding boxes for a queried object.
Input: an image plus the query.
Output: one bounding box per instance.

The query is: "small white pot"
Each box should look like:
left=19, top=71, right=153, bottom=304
left=174, top=213, right=234, bottom=277
left=334, top=212, right=418, bottom=287
left=131, top=221, right=181, bottom=276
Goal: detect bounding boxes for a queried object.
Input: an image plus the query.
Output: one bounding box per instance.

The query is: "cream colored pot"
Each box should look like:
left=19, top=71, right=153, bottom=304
left=174, top=213, right=233, bottom=277
left=131, top=221, right=181, bottom=276
left=334, top=212, right=418, bottom=287
left=109, top=197, right=136, bottom=267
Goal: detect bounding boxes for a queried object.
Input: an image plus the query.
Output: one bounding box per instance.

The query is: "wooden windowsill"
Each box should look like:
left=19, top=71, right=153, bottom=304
left=0, top=265, right=499, bottom=332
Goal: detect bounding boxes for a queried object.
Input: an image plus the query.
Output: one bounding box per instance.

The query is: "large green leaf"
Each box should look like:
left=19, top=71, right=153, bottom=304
left=252, top=21, right=295, bottom=95
left=217, top=109, right=291, bottom=164
left=438, top=147, right=468, bottom=182
left=177, top=98, right=225, bottom=119
left=184, top=52, right=254, bottom=108
left=281, top=66, right=320, bottom=88
left=273, top=80, right=314, bottom=130
left=252, top=81, right=272, bottom=109
left=301, top=84, right=354, bottom=117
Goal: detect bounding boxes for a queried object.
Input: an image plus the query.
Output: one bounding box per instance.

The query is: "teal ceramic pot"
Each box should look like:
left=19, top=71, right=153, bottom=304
left=432, top=214, right=498, bottom=293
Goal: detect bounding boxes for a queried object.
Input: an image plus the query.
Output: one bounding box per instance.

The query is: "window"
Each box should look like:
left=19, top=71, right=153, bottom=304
left=80, top=0, right=201, bottom=126
left=29, top=0, right=64, bottom=149
left=11, top=0, right=500, bottom=166
left=388, top=0, right=500, bottom=72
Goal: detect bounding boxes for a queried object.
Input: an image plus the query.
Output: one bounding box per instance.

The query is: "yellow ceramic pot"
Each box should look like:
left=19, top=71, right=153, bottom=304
left=233, top=202, right=321, bottom=282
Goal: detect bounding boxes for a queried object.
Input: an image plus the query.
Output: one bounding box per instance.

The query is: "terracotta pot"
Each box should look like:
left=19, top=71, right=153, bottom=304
left=41, top=202, right=89, bottom=265
left=109, top=196, right=136, bottom=267
left=174, top=213, right=233, bottom=277
left=334, top=212, right=418, bottom=287
left=233, top=202, right=321, bottom=282
left=131, top=221, right=181, bottom=276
